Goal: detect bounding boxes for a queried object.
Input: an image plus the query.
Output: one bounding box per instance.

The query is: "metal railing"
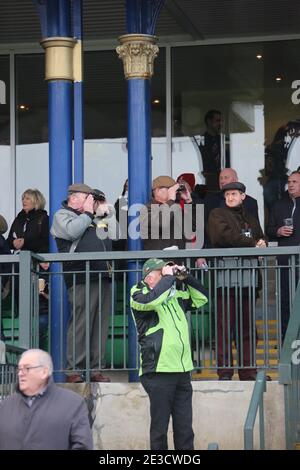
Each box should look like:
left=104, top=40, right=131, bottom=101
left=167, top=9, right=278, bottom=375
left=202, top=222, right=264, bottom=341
left=279, top=282, right=300, bottom=450
left=0, top=343, right=25, bottom=400
left=0, top=247, right=299, bottom=382
left=244, top=370, right=266, bottom=449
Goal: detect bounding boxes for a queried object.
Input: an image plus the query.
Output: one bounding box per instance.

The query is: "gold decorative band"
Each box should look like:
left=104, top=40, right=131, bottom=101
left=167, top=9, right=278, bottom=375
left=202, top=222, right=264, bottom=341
left=73, top=40, right=82, bottom=83
left=116, top=34, right=159, bottom=79
left=40, top=37, right=77, bottom=81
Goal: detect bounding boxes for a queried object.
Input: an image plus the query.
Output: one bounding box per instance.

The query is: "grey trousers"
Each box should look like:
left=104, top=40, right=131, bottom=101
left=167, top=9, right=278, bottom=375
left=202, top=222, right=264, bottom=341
left=66, top=279, right=111, bottom=371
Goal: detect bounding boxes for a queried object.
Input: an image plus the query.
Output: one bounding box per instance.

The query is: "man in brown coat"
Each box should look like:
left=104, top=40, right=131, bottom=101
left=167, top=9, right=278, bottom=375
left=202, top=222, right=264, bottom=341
left=207, top=182, right=266, bottom=380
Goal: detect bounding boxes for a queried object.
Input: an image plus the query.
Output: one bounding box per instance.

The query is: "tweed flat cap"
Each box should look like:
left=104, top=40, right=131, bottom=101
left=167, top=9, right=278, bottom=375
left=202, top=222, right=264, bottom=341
left=152, top=175, right=176, bottom=190
left=68, top=183, right=92, bottom=194
left=222, top=182, right=246, bottom=193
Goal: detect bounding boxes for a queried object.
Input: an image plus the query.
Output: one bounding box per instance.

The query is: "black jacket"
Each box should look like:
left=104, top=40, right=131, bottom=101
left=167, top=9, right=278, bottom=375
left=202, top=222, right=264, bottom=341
left=266, top=194, right=300, bottom=246
left=204, top=191, right=259, bottom=247
left=8, top=209, right=49, bottom=253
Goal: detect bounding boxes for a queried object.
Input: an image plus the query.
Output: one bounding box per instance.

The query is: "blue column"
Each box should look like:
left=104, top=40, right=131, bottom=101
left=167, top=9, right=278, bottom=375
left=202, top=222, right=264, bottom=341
left=124, top=0, right=165, bottom=382
left=73, top=0, right=84, bottom=183
left=46, top=0, right=73, bottom=381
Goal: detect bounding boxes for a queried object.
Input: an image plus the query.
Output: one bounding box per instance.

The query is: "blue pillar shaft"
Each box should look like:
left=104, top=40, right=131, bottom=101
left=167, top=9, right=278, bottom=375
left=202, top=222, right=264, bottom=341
left=127, top=79, right=151, bottom=382
left=47, top=0, right=73, bottom=381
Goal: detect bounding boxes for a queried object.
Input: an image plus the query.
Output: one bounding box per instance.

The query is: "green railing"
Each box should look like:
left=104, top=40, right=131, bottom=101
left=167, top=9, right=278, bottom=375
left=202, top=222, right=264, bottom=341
left=0, top=343, right=25, bottom=400
left=279, top=282, right=300, bottom=450
left=244, top=370, right=266, bottom=449
left=0, top=247, right=299, bottom=381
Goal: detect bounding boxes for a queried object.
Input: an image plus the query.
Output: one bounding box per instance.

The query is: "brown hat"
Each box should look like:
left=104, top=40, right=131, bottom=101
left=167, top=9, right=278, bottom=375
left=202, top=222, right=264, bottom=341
left=68, top=183, right=92, bottom=195
left=0, top=215, right=8, bottom=234
left=152, top=175, right=176, bottom=190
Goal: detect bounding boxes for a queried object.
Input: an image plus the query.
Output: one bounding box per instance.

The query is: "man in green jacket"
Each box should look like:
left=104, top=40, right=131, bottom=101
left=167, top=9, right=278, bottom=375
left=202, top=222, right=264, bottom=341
left=130, top=258, right=208, bottom=450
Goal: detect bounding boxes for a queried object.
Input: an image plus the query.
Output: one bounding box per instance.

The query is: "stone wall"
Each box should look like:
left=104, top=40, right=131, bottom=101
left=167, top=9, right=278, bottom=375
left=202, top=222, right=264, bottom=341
left=65, top=381, right=285, bottom=450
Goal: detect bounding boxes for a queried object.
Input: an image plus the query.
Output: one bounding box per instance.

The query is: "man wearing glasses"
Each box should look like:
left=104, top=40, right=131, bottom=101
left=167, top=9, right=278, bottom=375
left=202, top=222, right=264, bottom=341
left=0, top=349, right=93, bottom=450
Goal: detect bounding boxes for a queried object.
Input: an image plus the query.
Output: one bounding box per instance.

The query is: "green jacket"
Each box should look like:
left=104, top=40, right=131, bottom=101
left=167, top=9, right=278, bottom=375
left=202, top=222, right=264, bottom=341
left=130, top=274, right=208, bottom=376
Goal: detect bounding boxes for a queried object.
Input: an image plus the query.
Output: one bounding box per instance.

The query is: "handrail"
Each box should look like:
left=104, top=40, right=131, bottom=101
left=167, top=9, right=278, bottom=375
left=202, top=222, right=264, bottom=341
left=278, top=281, right=300, bottom=449
left=244, top=370, right=266, bottom=450
left=30, top=245, right=300, bottom=263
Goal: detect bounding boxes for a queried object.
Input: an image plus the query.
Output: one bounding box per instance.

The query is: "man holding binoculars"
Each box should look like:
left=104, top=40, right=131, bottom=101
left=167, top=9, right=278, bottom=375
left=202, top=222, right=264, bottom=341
left=51, top=183, right=118, bottom=383
left=130, top=258, right=208, bottom=450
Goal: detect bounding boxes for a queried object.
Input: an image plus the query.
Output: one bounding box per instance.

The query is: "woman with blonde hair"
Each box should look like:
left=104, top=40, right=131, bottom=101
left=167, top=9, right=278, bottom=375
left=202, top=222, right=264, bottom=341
left=8, top=189, right=49, bottom=253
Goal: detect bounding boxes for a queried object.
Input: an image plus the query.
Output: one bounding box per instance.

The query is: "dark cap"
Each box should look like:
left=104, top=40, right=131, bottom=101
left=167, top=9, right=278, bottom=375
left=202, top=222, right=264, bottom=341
left=68, top=183, right=92, bottom=195
left=91, top=189, right=106, bottom=202
left=142, top=258, right=166, bottom=279
left=152, top=175, right=176, bottom=190
left=222, top=182, right=246, bottom=193
left=0, top=215, right=8, bottom=234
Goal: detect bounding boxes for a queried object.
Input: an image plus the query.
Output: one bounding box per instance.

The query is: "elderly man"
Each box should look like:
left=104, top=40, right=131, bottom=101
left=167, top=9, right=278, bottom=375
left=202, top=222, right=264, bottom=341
left=51, top=183, right=118, bottom=383
left=208, top=182, right=267, bottom=380
left=204, top=168, right=259, bottom=246
left=130, top=258, right=208, bottom=450
left=266, top=170, right=300, bottom=340
left=140, top=175, right=197, bottom=251
left=0, top=349, right=93, bottom=450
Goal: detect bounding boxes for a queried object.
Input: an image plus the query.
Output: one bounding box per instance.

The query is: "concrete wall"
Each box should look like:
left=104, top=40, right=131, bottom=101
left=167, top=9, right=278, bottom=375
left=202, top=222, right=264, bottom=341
left=68, top=381, right=285, bottom=450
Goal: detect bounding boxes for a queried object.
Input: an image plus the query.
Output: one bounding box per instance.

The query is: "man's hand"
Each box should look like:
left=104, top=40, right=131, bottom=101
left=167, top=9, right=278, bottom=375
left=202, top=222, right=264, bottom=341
left=256, top=239, right=267, bottom=248
left=13, top=238, right=24, bottom=250
left=196, top=258, right=208, bottom=269
left=95, top=202, right=109, bottom=217
left=167, top=183, right=179, bottom=201
left=277, top=226, right=293, bottom=237
left=179, top=185, right=192, bottom=203
left=83, top=194, right=95, bottom=213
left=255, top=238, right=267, bottom=248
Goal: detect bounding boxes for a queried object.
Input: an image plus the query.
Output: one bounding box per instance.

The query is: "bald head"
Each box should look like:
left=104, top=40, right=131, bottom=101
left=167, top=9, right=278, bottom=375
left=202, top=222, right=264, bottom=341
left=219, top=168, right=238, bottom=190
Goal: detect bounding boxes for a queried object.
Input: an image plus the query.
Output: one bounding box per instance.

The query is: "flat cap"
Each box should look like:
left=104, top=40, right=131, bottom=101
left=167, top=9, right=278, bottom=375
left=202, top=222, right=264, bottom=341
left=152, top=175, right=176, bottom=190
left=0, top=215, right=8, bottom=234
left=222, top=182, right=246, bottom=193
left=68, top=183, right=92, bottom=194
left=142, top=258, right=166, bottom=279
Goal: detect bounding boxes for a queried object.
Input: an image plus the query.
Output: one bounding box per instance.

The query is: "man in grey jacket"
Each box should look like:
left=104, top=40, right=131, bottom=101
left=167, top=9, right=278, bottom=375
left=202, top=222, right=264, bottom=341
left=0, top=349, right=93, bottom=450
left=51, top=183, right=119, bottom=383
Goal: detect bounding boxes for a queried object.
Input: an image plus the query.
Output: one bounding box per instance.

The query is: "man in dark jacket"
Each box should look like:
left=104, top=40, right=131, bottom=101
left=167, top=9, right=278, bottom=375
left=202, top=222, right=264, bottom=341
left=130, top=258, right=208, bottom=450
left=51, top=184, right=119, bottom=383
left=207, top=182, right=267, bottom=380
left=266, top=171, right=300, bottom=339
left=204, top=168, right=259, bottom=247
left=0, top=349, right=93, bottom=450
left=140, top=175, right=190, bottom=251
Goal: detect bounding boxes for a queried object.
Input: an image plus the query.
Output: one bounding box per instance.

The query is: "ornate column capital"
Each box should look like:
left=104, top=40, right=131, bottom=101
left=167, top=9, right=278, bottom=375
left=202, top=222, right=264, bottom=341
left=40, top=37, right=77, bottom=81
left=116, top=34, right=159, bottom=79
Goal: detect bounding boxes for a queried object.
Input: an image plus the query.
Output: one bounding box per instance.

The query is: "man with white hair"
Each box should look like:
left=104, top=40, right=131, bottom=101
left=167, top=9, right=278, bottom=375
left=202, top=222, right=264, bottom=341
left=0, top=349, right=93, bottom=450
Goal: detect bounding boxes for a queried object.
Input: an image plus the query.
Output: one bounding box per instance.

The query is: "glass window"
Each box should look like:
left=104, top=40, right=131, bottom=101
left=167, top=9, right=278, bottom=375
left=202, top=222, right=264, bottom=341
left=84, top=48, right=166, bottom=205
left=15, top=54, right=49, bottom=213
left=172, top=40, right=300, bottom=225
left=0, top=55, right=11, bottom=226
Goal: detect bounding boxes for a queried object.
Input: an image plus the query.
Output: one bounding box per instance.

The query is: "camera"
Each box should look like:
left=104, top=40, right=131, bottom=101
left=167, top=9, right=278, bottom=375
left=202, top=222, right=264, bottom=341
left=173, top=266, right=189, bottom=280
left=91, top=189, right=106, bottom=202
left=177, top=184, right=186, bottom=192
left=165, top=262, right=189, bottom=280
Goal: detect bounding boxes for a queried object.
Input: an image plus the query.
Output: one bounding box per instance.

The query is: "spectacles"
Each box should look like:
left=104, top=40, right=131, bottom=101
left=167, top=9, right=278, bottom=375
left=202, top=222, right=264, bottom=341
left=17, top=365, right=43, bottom=374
